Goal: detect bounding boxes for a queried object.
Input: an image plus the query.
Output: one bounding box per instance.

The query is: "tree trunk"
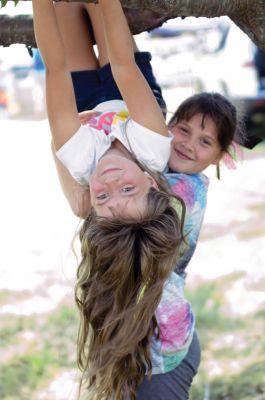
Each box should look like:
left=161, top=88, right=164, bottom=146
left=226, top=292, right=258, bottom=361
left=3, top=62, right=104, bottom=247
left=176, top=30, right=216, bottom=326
left=0, top=0, right=265, bottom=50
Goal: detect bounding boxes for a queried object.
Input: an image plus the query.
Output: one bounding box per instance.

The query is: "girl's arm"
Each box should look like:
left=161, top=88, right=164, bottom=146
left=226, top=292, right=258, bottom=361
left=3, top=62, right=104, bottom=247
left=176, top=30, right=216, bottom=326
left=51, top=144, right=91, bottom=219
left=98, top=0, right=168, bottom=136
left=32, top=0, right=80, bottom=150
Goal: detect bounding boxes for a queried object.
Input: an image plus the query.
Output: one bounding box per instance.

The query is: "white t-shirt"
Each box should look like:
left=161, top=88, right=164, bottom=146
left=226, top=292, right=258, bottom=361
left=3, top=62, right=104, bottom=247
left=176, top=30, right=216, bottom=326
left=56, top=100, right=172, bottom=185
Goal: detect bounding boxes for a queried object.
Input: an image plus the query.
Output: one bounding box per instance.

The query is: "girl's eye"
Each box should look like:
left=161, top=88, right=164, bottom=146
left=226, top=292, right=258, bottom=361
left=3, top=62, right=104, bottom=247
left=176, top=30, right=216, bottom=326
left=122, top=186, right=135, bottom=193
left=96, top=193, right=108, bottom=200
left=179, top=126, right=189, bottom=135
left=200, top=138, right=212, bottom=146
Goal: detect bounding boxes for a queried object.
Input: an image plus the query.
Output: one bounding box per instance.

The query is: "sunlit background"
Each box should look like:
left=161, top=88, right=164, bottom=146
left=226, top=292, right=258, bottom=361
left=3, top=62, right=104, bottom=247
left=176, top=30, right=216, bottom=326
left=0, top=3, right=265, bottom=400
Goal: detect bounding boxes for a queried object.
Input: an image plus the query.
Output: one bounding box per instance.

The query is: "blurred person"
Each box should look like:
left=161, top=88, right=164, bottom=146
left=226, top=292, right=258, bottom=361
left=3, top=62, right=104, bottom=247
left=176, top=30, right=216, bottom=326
left=30, top=48, right=46, bottom=115
left=254, top=46, right=265, bottom=90
left=0, top=58, right=8, bottom=115
left=32, top=48, right=45, bottom=72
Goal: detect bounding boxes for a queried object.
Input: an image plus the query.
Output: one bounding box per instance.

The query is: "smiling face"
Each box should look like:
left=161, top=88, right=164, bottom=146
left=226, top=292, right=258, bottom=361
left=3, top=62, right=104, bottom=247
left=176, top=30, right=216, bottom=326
left=89, top=153, right=158, bottom=218
left=168, top=113, right=223, bottom=174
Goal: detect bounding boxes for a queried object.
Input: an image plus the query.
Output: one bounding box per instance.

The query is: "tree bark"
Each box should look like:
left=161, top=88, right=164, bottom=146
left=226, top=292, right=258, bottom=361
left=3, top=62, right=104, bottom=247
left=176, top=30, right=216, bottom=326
left=0, top=0, right=265, bottom=50
left=0, top=14, right=35, bottom=47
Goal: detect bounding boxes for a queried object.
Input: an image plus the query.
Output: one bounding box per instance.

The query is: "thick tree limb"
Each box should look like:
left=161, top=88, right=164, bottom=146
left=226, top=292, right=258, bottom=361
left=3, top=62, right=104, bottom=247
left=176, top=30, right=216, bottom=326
left=0, top=14, right=35, bottom=47
left=1, top=0, right=265, bottom=50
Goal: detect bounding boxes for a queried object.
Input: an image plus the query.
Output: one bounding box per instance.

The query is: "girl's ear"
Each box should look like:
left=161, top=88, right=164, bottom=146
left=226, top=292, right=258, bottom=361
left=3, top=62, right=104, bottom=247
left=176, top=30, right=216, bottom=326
left=212, top=151, right=225, bottom=165
left=144, top=172, right=159, bottom=190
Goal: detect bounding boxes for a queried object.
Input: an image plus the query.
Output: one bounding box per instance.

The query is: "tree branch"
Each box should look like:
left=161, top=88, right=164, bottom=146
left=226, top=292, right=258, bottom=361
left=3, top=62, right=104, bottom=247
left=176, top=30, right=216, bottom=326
left=0, top=14, right=35, bottom=47
left=0, top=0, right=265, bottom=50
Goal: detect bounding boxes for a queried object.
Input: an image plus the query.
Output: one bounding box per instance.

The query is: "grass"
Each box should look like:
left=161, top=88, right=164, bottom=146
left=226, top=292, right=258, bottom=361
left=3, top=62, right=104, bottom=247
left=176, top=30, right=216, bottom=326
left=0, top=303, right=79, bottom=399
left=188, top=274, right=265, bottom=400
left=248, top=203, right=265, bottom=213
left=0, top=272, right=264, bottom=399
left=191, top=361, right=265, bottom=400
left=0, top=317, right=29, bottom=346
left=0, top=346, right=56, bottom=399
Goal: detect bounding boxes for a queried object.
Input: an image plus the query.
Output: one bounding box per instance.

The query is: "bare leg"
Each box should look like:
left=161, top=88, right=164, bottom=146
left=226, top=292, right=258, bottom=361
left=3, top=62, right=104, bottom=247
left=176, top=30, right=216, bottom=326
left=85, top=3, right=109, bottom=67
left=54, top=2, right=98, bottom=71
left=86, top=3, right=139, bottom=68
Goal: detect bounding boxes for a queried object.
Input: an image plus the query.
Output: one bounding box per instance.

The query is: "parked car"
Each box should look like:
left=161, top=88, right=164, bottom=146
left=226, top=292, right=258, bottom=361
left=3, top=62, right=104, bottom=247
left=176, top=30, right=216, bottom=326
left=191, top=21, right=258, bottom=98
left=241, top=48, right=265, bottom=143
left=140, top=17, right=259, bottom=98
left=136, top=20, right=199, bottom=88
left=254, top=47, right=265, bottom=90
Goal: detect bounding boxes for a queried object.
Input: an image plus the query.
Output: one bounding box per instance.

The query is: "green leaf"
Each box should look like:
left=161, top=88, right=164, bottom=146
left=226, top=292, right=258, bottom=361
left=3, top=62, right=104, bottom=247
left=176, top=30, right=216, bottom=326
left=0, top=0, right=20, bottom=8
left=1, top=0, right=9, bottom=9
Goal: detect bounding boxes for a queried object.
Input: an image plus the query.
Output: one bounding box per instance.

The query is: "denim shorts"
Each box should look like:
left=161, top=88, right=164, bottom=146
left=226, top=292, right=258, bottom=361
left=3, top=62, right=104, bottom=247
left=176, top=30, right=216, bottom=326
left=71, top=51, right=167, bottom=116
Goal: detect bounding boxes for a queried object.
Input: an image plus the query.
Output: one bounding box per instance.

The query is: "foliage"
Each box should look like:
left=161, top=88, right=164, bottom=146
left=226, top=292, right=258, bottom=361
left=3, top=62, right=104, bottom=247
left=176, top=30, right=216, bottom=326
left=0, top=304, right=79, bottom=399
left=188, top=275, right=265, bottom=400
left=1, top=274, right=264, bottom=399
left=0, top=346, right=55, bottom=399
left=186, top=275, right=246, bottom=339
left=0, top=0, right=19, bottom=8
left=191, top=362, right=265, bottom=400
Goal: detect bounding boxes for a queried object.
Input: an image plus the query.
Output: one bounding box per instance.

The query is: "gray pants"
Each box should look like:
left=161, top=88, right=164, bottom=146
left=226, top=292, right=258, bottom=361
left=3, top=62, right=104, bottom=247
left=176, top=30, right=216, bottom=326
left=136, top=331, right=201, bottom=400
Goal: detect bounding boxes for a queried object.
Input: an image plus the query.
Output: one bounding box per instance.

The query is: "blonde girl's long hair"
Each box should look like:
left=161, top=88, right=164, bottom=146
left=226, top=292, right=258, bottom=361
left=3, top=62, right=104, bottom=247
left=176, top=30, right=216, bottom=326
left=75, top=169, right=185, bottom=400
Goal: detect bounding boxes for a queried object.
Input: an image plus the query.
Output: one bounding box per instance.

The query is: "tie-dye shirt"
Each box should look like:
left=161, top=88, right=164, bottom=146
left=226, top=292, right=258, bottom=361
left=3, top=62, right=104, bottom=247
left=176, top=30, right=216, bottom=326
left=150, top=172, right=208, bottom=374
left=166, top=172, right=209, bottom=278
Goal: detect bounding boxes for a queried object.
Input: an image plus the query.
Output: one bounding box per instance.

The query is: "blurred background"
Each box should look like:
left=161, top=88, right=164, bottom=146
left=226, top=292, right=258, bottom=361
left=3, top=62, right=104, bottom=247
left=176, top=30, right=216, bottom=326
left=0, top=3, right=265, bottom=400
